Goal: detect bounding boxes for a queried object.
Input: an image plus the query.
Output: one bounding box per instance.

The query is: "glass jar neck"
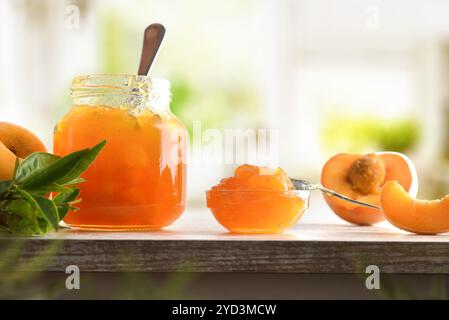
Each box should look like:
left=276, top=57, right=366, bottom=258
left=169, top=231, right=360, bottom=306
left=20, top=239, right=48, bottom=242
left=71, top=74, right=171, bottom=113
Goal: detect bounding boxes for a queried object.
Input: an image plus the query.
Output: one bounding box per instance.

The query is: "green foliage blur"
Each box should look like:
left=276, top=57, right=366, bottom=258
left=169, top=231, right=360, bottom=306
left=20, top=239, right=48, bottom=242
left=322, top=115, right=421, bottom=153
left=98, top=10, right=261, bottom=139
left=170, top=76, right=260, bottom=137
left=100, top=12, right=137, bottom=73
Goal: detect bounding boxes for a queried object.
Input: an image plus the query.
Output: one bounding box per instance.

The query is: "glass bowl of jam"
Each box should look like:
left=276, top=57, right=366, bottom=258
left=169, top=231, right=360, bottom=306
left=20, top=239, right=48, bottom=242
left=206, top=164, right=309, bottom=234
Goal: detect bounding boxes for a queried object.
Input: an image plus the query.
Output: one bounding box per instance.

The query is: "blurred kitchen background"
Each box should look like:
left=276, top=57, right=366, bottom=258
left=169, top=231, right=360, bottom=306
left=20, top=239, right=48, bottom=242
left=1, top=0, right=448, bottom=216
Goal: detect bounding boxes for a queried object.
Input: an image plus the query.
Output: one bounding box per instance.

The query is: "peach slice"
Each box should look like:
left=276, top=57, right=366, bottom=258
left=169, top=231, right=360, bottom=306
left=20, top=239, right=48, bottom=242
left=381, top=181, right=449, bottom=235
left=321, top=152, right=418, bottom=225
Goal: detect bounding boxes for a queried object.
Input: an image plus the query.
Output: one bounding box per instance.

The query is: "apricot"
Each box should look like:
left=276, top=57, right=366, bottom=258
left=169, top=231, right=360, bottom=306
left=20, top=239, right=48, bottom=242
left=0, top=122, right=47, bottom=180
left=381, top=181, right=449, bottom=235
left=321, top=152, right=418, bottom=225
left=0, top=141, right=17, bottom=181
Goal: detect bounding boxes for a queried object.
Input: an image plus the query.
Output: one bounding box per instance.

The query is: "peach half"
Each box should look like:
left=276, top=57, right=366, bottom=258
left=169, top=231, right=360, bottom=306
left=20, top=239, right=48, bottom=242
left=320, top=152, right=418, bottom=225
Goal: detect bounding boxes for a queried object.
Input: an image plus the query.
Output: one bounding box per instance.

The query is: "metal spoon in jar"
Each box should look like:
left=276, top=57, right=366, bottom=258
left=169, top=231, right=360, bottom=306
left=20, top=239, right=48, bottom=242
left=137, top=23, right=166, bottom=76
left=290, top=178, right=381, bottom=210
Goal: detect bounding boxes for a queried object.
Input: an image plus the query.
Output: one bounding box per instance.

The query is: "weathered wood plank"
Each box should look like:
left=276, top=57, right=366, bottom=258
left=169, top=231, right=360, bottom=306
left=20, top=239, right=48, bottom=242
left=1, top=210, right=449, bottom=273
left=1, top=237, right=449, bottom=273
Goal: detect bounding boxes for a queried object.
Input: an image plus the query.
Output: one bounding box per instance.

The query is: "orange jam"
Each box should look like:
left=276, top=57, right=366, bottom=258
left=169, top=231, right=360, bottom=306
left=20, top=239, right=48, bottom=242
left=206, top=164, right=309, bottom=234
left=54, top=75, right=187, bottom=230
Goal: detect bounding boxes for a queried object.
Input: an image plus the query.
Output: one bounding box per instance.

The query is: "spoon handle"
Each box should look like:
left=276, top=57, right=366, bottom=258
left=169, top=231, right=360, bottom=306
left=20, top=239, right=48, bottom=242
left=137, top=23, right=166, bottom=76
left=290, top=178, right=380, bottom=210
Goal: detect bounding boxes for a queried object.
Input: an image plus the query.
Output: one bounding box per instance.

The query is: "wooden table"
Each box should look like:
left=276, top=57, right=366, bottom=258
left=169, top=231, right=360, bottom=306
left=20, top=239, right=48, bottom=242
left=2, top=206, right=449, bottom=274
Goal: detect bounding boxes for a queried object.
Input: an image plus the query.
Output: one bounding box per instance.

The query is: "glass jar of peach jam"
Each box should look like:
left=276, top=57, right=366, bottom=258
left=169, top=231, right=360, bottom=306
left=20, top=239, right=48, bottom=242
left=54, top=75, right=187, bottom=230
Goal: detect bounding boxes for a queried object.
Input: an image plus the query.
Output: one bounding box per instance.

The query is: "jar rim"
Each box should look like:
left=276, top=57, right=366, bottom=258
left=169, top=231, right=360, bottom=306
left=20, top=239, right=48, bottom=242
left=71, top=74, right=172, bottom=111
left=72, top=74, right=170, bottom=91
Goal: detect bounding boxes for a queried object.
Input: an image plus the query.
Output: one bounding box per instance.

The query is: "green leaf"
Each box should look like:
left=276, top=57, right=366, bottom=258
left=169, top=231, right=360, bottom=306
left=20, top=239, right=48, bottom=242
left=55, top=140, right=107, bottom=185
left=61, top=177, right=86, bottom=186
left=12, top=157, right=20, bottom=178
left=2, top=198, right=40, bottom=234
left=0, top=180, right=11, bottom=193
left=37, top=218, right=51, bottom=234
left=19, top=140, right=106, bottom=189
left=0, top=141, right=106, bottom=235
left=34, top=196, right=60, bottom=231
left=15, top=152, right=60, bottom=182
left=27, top=183, right=69, bottom=195
left=18, top=150, right=86, bottom=188
left=16, top=189, right=59, bottom=231
left=3, top=198, right=33, bottom=217
left=54, top=187, right=80, bottom=220
left=53, top=187, right=80, bottom=206
left=16, top=218, right=41, bottom=235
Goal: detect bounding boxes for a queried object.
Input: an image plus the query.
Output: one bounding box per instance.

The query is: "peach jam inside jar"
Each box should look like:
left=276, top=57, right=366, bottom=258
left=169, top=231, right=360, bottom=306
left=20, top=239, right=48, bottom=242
left=54, top=75, right=187, bottom=231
